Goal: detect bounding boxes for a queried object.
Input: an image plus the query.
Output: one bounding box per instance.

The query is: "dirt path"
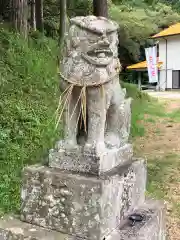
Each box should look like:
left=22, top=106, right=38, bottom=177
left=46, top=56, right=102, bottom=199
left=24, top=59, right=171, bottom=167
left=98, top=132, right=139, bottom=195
left=135, top=95, right=180, bottom=157
left=134, top=94, right=180, bottom=240
left=146, top=91, right=180, bottom=100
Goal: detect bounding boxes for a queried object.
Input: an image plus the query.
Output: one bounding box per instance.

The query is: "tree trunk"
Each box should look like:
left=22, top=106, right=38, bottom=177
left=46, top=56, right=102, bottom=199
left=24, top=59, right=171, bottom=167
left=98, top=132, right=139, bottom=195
left=0, top=0, right=6, bottom=19
left=35, top=0, right=43, bottom=32
left=9, top=0, right=28, bottom=38
left=67, top=0, right=75, bottom=17
left=30, top=0, right=36, bottom=30
left=59, top=0, right=67, bottom=47
left=93, top=0, right=108, bottom=18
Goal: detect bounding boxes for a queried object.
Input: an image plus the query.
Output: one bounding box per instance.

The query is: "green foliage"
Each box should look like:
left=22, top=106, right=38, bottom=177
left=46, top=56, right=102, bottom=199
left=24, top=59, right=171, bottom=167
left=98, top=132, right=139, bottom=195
left=68, top=0, right=92, bottom=16
left=43, top=0, right=180, bottom=64
left=122, top=82, right=150, bottom=100
left=110, top=1, right=180, bottom=63
left=122, top=82, right=166, bottom=138
left=0, top=28, right=60, bottom=213
left=122, top=82, right=149, bottom=137
left=147, top=153, right=180, bottom=199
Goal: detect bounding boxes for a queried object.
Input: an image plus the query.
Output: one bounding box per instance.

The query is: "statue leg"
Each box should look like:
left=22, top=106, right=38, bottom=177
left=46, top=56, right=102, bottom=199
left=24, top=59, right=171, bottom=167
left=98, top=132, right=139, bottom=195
left=61, top=81, right=80, bottom=148
left=85, top=86, right=107, bottom=154
left=105, top=80, right=125, bottom=148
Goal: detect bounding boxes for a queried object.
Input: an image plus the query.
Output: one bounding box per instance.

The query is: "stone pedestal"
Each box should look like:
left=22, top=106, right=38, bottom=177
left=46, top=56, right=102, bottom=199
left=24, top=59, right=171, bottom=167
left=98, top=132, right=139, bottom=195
left=106, top=199, right=166, bottom=240
left=0, top=140, right=166, bottom=240
left=0, top=136, right=166, bottom=240
left=0, top=153, right=166, bottom=240
left=0, top=199, right=165, bottom=240
left=49, top=142, right=133, bottom=175
left=20, top=159, right=146, bottom=240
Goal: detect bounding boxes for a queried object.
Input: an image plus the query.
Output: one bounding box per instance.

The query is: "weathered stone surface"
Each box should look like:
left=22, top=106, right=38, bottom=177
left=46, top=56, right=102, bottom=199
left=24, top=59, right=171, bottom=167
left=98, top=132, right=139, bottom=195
left=129, top=158, right=147, bottom=211
left=20, top=159, right=146, bottom=240
left=119, top=158, right=147, bottom=218
left=0, top=199, right=166, bottom=240
left=58, top=15, right=131, bottom=155
left=49, top=142, right=133, bottom=175
left=105, top=199, right=166, bottom=240
left=0, top=215, right=68, bottom=240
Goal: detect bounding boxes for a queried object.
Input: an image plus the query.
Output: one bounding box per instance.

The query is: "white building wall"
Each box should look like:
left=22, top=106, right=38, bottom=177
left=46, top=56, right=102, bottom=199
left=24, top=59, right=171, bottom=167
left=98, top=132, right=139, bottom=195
left=158, top=35, right=180, bottom=90
left=159, top=70, right=172, bottom=90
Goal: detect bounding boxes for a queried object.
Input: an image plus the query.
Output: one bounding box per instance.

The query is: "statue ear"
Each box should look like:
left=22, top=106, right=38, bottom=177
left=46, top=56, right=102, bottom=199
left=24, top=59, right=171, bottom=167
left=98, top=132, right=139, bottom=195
left=64, top=36, right=80, bottom=56
left=115, top=59, right=122, bottom=73
left=71, top=37, right=80, bottom=48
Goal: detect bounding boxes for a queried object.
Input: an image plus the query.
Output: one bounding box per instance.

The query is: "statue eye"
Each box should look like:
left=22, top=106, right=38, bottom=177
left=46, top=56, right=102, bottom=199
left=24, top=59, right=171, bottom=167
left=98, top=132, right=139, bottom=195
left=108, top=35, right=113, bottom=43
left=89, top=39, right=96, bottom=44
left=72, top=37, right=80, bottom=48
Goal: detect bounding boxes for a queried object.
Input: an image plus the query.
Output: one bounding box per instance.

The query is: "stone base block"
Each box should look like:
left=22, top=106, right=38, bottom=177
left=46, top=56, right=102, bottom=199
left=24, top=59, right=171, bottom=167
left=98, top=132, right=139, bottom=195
left=48, top=142, right=133, bottom=175
left=0, top=199, right=166, bottom=240
left=0, top=215, right=68, bottom=240
left=20, top=159, right=146, bottom=240
left=106, top=199, right=166, bottom=240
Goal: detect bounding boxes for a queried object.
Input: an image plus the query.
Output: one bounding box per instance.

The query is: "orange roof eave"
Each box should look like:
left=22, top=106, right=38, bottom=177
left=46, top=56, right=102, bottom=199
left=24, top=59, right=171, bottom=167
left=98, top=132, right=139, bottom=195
left=152, top=32, right=180, bottom=39
left=151, top=23, right=180, bottom=39
left=127, top=60, right=163, bottom=70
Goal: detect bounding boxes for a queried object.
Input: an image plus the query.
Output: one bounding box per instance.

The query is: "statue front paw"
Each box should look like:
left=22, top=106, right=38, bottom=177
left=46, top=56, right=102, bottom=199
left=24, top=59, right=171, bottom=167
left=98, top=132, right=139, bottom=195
left=84, top=141, right=106, bottom=156
left=105, top=134, right=121, bottom=149
left=56, top=139, right=79, bottom=151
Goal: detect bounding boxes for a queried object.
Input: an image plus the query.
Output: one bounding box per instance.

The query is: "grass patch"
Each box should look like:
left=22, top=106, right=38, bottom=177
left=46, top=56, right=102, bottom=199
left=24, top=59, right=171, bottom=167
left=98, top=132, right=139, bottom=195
left=146, top=118, right=156, bottom=123
left=147, top=156, right=172, bottom=199
left=122, top=82, right=149, bottom=138
left=143, top=100, right=167, bottom=118
left=147, top=153, right=180, bottom=216
left=168, top=109, right=180, bottom=122
left=126, top=85, right=180, bottom=224
left=154, top=128, right=161, bottom=135
left=123, top=82, right=165, bottom=138
left=0, top=28, right=61, bottom=213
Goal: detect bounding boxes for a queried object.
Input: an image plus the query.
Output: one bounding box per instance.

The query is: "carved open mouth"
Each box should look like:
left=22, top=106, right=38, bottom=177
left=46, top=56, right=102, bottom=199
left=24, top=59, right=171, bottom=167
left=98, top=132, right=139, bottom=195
left=87, top=48, right=113, bottom=58
left=82, top=46, right=113, bottom=66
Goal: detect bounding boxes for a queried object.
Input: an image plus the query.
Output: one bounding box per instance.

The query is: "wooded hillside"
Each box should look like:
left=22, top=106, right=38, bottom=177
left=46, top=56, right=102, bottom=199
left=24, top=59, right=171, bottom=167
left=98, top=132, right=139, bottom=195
left=1, top=0, right=180, bottom=67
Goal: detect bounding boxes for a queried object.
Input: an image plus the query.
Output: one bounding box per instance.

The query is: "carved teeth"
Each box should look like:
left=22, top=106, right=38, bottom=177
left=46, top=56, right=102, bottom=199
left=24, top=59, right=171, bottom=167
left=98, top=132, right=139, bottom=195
left=87, top=49, right=112, bottom=58
left=94, top=49, right=111, bottom=53
left=98, top=53, right=106, bottom=58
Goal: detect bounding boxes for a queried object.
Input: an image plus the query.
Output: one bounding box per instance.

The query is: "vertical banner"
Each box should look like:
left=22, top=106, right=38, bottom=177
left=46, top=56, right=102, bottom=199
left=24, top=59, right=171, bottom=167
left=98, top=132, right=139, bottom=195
left=145, top=46, right=158, bottom=83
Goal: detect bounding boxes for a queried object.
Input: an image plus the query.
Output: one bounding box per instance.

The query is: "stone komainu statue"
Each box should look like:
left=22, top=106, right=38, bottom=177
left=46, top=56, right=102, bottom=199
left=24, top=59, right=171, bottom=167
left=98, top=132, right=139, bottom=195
left=59, top=16, right=131, bottom=154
